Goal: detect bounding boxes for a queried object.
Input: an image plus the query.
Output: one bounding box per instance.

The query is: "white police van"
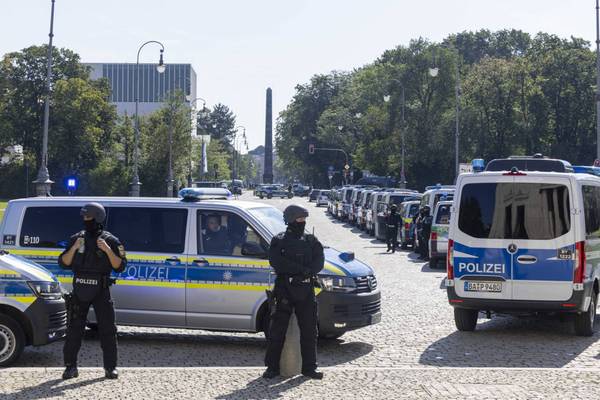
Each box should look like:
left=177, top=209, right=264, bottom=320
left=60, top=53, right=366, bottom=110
left=446, top=156, right=600, bottom=336
left=0, top=250, right=66, bottom=366
left=0, top=188, right=381, bottom=340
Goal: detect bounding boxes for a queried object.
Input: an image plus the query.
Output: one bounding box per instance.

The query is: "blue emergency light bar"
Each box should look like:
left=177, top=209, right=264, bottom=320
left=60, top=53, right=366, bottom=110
left=424, top=184, right=455, bottom=191
left=472, top=158, right=485, bottom=172
left=179, top=187, right=232, bottom=201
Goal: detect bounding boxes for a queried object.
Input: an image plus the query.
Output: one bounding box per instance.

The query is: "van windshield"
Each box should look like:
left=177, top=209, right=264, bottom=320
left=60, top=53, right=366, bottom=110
left=458, top=183, right=571, bottom=240
left=248, top=207, right=287, bottom=235
left=435, top=204, right=451, bottom=225
left=345, top=190, right=353, bottom=202
left=408, top=204, right=420, bottom=217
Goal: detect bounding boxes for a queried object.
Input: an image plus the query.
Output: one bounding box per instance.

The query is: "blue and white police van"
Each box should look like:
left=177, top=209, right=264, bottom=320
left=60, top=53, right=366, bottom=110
left=0, top=250, right=66, bottom=366
left=0, top=188, right=380, bottom=341
left=446, top=155, right=600, bottom=336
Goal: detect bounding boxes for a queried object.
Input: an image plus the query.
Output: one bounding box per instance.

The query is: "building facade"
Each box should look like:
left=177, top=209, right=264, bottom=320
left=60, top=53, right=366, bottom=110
left=86, top=63, right=197, bottom=117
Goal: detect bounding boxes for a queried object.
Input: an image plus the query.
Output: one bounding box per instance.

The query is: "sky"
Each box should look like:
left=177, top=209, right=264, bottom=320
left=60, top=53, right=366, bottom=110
left=1, top=0, right=596, bottom=151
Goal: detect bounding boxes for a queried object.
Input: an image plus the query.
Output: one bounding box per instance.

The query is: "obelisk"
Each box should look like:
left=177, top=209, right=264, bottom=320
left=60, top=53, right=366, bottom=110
left=263, top=88, right=274, bottom=184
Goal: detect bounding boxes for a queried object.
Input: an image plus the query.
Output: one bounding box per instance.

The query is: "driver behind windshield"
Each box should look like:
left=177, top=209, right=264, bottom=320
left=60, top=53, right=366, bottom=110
left=203, top=215, right=232, bottom=255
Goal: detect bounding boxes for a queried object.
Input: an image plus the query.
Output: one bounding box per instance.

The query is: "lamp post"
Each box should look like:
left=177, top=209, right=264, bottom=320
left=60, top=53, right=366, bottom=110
left=234, top=126, right=246, bottom=181
left=166, top=100, right=175, bottom=197
left=429, top=45, right=460, bottom=181
left=596, top=0, right=600, bottom=159
left=187, top=97, right=207, bottom=186
left=383, top=78, right=406, bottom=188
left=130, top=40, right=166, bottom=197
left=33, top=0, right=56, bottom=196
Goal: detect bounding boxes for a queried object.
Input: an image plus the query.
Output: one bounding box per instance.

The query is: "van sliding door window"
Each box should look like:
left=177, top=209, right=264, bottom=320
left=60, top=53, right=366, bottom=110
left=458, top=183, right=570, bottom=240
left=20, top=207, right=81, bottom=248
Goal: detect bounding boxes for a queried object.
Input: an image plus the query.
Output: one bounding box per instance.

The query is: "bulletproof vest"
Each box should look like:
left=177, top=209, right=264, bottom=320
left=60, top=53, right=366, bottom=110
left=276, top=233, right=315, bottom=275
left=71, top=230, right=114, bottom=276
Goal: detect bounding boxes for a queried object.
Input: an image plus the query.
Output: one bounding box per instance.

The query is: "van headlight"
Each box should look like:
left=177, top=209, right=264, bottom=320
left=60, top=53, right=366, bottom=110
left=318, top=276, right=356, bottom=293
left=28, top=281, right=62, bottom=300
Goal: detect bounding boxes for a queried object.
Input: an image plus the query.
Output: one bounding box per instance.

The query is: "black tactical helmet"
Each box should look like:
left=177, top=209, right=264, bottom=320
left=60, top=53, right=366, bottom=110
left=80, top=202, right=106, bottom=223
left=283, top=204, right=309, bottom=224
left=390, top=204, right=398, bottom=211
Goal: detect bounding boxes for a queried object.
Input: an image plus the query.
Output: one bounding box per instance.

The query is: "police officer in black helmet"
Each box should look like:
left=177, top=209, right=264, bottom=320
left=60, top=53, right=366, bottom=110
left=263, top=204, right=325, bottom=380
left=59, top=202, right=127, bottom=380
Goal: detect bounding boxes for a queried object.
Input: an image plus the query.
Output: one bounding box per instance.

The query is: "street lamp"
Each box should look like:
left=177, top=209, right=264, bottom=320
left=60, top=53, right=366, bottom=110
left=429, top=45, right=461, bottom=181
left=596, top=0, right=600, bottom=160
left=383, top=78, right=407, bottom=188
left=130, top=40, right=166, bottom=197
left=33, top=0, right=57, bottom=196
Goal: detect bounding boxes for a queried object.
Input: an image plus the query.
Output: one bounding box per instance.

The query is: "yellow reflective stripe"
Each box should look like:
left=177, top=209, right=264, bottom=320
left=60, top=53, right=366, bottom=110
left=1, top=295, right=37, bottom=304
left=0, top=269, right=20, bottom=276
left=9, top=249, right=61, bottom=257
left=57, top=276, right=71, bottom=284
left=115, top=279, right=185, bottom=288
left=187, top=283, right=269, bottom=291
left=315, top=288, right=323, bottom=296
left=202, top=257, right=270, bottom=267
left=324, top=263, right=345, bottom=276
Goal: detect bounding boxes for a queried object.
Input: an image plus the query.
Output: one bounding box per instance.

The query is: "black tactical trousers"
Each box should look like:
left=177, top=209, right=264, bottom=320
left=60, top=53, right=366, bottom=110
left=265, top=283, right=318, bottom=373
left=64, top=287, right=117, bottom=369
left=386, top=226, right=398, bottom=251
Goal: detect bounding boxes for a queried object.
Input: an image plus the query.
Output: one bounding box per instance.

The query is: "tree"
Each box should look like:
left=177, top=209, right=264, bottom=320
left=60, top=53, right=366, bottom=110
left=139, top=91, right=193, bottom=196
left=196, top=103, right=237, bottom=146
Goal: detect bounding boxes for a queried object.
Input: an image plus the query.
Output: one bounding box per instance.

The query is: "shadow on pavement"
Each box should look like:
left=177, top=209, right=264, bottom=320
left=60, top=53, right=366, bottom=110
left=215, top=375, right=308, bottom=400
left=15, top=331, right=373, bottom=368
left=420, top=263, right=446, bottom=273
left=5, top=377, right=105, bottom=400
left=419, top=314, right=600, bottom=368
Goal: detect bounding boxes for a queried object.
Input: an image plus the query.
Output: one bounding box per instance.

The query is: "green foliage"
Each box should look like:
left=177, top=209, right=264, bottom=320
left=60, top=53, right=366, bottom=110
left=276, top=29, right=599, bottom=190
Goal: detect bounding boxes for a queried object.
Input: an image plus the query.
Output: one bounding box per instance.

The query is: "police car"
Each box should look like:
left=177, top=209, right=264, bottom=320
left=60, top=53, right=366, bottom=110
left=0, top=188, right=381, bottom=340
left=0, top=250, right=66, bottom=366
left=428, top=200, right=452, bottom=268
left=446, top=156, right=600, bottom=336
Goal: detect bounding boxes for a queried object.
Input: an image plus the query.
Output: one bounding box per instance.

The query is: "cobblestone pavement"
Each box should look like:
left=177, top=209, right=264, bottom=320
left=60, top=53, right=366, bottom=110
left=3, top=193, right=600, bottom=399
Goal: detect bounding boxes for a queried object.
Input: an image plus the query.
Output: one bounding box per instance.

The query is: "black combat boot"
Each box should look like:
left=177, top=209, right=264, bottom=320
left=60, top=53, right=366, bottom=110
left=302, top=369, right=324, bottom=380
left=105, top=368, right=119, bottom=379
left=62, top=365, right=79, bottom=380
left=262, top=368, right=280, bottom=379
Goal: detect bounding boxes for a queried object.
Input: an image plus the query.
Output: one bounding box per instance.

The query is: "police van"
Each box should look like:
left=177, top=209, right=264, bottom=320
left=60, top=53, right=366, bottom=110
left=0, top=189, right=381, bottom=340
left=446, top=156, right=600, bottom=336
left=0, top=250, right=66, bottom=366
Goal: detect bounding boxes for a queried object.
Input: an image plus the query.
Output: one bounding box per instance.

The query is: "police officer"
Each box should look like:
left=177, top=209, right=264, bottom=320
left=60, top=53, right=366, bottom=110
left=59, top=202, right=126, bottom=380
left=203, top=214, right=232, bottom=255
left=263, top=204, right=324, bottom=380
left=414, top=207, right=426, bottom=255
left=419, top=206, right=433, bottom=260
left=386, top=204, right=400, bottom=253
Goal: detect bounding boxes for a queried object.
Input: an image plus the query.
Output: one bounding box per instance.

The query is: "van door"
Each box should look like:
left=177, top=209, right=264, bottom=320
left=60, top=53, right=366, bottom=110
left=509, top=178, right=574, bottom=301
left=454, top=176, right=575, bottom=302
left=453, top=176, right=515, bottom=301
left=106, top=206, right=188, bottom=327
left=186, top=209, right=270, bottom=331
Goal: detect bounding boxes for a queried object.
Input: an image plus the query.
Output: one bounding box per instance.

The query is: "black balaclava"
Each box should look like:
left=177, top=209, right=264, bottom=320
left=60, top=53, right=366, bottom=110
left=287, top=221, right=306, bottom=237
left=83, top=219, right=101, bottom=235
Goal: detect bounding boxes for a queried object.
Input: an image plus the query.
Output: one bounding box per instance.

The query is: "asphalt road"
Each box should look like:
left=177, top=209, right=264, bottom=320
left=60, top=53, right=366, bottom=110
left=2, top=192, right=600, bottom=399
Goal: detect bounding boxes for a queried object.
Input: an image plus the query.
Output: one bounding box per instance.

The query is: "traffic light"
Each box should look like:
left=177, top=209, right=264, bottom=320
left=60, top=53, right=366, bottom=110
left=308, top=143, right=315, bottom=154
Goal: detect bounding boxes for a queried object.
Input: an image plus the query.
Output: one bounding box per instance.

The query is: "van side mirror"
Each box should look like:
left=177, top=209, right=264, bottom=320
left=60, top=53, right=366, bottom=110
left=241, top=242, right=267, bottom=258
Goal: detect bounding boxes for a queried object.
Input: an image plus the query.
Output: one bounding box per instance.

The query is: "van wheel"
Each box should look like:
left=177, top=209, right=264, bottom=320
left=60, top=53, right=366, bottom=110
left=454, top=308, right=478, bottom=332
left=429, top=258, right=437, bottom=269
left=574, top=291, right=598, bottom=336
left=267, top=194, right=273, bottom=199
left=0, top=314, right=25, bottom=367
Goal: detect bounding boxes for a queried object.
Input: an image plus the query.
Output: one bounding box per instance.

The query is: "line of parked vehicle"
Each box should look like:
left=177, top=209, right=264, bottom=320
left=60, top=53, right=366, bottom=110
left=309, top=185, right=455, bottom=267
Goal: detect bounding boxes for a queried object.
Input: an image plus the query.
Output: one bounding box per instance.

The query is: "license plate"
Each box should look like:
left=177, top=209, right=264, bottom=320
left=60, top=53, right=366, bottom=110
left=370, top=312, right=382, bottom=325
left=464, top=281, right=502, bottom=292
